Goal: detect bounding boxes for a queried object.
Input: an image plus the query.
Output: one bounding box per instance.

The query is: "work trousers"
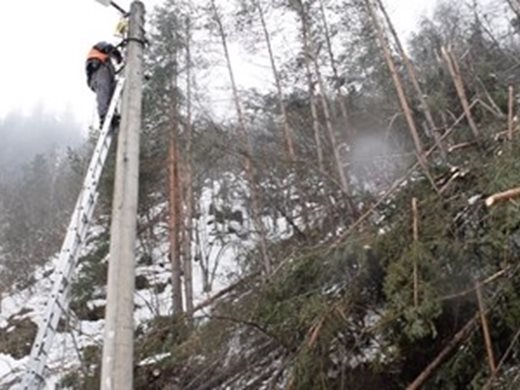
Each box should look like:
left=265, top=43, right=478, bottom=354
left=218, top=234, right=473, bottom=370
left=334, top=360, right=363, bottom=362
left=88, top=64, right=116, bottom=125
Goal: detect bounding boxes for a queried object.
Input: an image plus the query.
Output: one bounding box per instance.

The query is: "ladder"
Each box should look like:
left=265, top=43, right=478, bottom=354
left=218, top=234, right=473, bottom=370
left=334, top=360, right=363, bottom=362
left=21, top=77, right=125, bottom=389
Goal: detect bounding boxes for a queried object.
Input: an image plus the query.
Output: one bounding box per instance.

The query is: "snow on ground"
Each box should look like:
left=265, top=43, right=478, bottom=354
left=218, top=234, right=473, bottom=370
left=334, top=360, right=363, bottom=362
left=0, top=244, right=106, bottom=388
left=0, top=176, right=296, bottom=388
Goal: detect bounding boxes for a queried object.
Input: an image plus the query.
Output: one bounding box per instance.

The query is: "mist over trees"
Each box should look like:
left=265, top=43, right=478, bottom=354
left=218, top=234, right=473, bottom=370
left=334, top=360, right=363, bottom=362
left=0, top=107, right=82, bottom=180
left=0, top=108, right=84, bottom=291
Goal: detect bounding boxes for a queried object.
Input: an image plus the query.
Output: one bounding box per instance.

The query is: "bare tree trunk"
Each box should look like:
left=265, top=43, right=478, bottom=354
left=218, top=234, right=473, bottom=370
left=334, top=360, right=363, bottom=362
left=485, top=187, right=520, bottom=207
left=297, top=1, right=350, bottom=193
left=440, top=46, right=481, bottom=140
left=210, top=0, right=271, bottom=274
left=299, top=9, right=325, bottom=172
left=375, top=0, right=447, bottom=161
left=255, top=0, right=311, bottom=232
left=412, top=197, right=419, bottom=308
left=254, top=0, right=296, bottom=160
left=314, top=61, right=350, bottom=194
left=183, top=17, right=194, bottom=315
left=407, top=313, right=479, bottom=390
left=169, top=121, right=184, bottom=315
left=477, top=78, right=506, bottom=118
left=475, top=280, right=497, bottom=375
left=307, top=69, right=324, bottom=171
left=508, top=85, right=515, bottom=141
left=168, top=36, right=184, bottom=315
left=365, top=0, right=438, bottom=192
left=317, top=0, right=353, bottom=138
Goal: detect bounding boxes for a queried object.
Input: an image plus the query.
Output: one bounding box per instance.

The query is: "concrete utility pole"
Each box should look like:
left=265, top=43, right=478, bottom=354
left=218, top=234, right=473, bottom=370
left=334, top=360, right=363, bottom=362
left=100, top=2, right=145, bottom=389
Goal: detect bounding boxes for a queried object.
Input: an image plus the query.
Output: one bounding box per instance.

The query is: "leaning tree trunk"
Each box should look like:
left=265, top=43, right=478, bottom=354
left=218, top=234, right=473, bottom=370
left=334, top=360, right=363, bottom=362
left=298, top=5, right=325, bottom=172
left=300, top=1, right=350, bottom=194
left=440, top=46, right=481, bottom=141
left=365, top=0, right=438, bottom=192
left=255, top=0, right=296, bottom=160
left=317, top=0, right=353, bottom=138
left=255, top=0, right=312, bottom=230
left=375, top=0, right=447, bottom=161
left=210, top=0, right=271, bottom=274
left=306, top=57, right=325, bottom=172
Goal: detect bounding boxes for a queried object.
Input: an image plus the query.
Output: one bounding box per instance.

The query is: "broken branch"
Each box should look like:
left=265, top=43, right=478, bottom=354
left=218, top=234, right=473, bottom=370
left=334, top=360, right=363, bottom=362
left=485, top=187, right=520, bottom=207
left=406, top=313, right=479, bottom=390
left=475, top=280, right=497, bottom=375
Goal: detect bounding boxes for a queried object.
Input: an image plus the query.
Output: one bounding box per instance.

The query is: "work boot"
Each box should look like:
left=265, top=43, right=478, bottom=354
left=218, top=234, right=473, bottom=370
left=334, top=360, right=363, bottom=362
left=112, top=113, right=121, bottom=128
left=99, top=115, right=106, bottom=129
left=100, top=113, right=121, bottom=132
left=107, top=113, right=121, bottom=135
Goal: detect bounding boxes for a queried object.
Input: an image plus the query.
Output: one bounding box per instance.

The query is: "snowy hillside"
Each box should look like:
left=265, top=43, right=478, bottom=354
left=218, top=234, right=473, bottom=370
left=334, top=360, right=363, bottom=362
left=0, top=177, right=285, bottom=388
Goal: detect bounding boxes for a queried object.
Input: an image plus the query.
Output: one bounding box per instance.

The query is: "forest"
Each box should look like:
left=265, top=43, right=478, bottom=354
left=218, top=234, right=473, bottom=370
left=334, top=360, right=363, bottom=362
left=2, top=0, right=520, bottom=388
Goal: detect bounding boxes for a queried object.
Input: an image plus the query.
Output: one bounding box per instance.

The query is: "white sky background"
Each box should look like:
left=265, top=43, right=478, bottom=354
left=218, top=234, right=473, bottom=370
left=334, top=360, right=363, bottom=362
left=0, top=0, right=436, bottom=135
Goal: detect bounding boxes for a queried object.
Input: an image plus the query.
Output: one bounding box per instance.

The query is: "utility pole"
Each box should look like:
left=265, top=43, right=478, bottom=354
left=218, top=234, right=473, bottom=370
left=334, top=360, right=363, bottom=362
left=100, top=2, right=145, bottom=390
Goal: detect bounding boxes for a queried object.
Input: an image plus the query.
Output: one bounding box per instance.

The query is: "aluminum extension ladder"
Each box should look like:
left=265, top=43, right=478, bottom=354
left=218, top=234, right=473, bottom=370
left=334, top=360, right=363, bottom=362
left=21, top=77, right=125, bottom=389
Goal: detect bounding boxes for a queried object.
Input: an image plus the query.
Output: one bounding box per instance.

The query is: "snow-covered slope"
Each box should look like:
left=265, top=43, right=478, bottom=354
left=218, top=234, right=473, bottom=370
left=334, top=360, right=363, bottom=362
left=0, top=176, right=291, bottom=388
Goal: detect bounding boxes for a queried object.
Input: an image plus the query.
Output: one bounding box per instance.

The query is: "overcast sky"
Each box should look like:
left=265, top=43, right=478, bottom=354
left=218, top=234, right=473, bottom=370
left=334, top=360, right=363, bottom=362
left=0, top=0, right=435, bottom=134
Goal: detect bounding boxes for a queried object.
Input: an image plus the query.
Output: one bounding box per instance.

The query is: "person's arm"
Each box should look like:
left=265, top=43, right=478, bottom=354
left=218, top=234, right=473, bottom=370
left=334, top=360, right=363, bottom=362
left=111, top=47, right=123, bottom=64
left=94, top=42, right=123, bottom=64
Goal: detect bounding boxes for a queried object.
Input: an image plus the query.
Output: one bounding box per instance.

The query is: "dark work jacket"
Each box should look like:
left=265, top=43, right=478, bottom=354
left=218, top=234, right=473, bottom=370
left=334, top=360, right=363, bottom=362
left=86, top=42, right=122, bottom=85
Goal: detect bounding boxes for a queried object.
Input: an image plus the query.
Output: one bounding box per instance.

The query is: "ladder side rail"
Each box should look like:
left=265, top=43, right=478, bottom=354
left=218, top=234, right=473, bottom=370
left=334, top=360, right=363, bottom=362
left=31, top=77, right=125, bottom=350
left=21, top=78, right=125, bottom=390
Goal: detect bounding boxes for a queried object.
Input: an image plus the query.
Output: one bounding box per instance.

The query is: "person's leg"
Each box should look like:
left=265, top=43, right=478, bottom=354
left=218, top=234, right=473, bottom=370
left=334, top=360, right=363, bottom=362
left=92, top=65, right=115, bottom=126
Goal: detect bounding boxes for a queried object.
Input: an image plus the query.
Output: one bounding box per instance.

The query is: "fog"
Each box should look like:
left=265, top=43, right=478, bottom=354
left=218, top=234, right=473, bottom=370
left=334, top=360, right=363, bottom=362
left=349, top=131, right=414, bottom=193
left=0, top=107, right=83, bottom=179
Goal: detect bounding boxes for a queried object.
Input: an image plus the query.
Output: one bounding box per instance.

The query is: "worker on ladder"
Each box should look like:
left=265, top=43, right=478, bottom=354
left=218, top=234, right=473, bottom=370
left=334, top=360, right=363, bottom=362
left=86, top=41, right=123, bottom=128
